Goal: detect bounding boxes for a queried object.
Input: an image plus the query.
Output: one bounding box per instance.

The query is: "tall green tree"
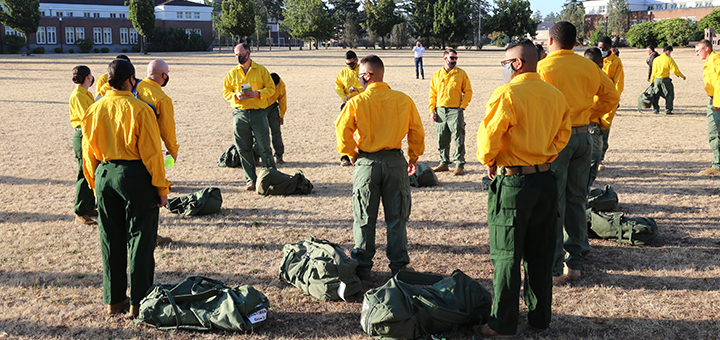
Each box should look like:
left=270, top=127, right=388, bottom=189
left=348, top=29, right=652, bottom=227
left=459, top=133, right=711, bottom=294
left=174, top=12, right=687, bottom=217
left=254, top=0, right=269, bottom=50
left=482, top=0, right=538, bottom=40
left=468, top=0, right=490, bottom=48
left=0, top=0, right=40, bottom=56
left=329, top=0, right=360, bottom=47
left=698, top=8, right=720, bottom=31
left=217, top=0, right=256, bottom=44
left=282, top=0, right=334, bottom=49
left=126, top=0, right=155, bottom=54
left=363, top=0, right=402, bottom=49
left=391, top=22, right=409, bottom=48
left=204, top=0, right=224, bottom=50
left=606, top=0, right=629, bottom=37
left=409, top=0, right=437, bottom=47
left=559, top=0, right=585, bottom=42
left=544, top=11, right=558, bottom=22
left=532, top=10, right=542, bottom=22
left=624, top=20, right=657, bottom=48
left=654, top=18, right=696, bottom=47
left=343, top=12, right=360, bottom=47
left=433, top=0, right=472, bottom=48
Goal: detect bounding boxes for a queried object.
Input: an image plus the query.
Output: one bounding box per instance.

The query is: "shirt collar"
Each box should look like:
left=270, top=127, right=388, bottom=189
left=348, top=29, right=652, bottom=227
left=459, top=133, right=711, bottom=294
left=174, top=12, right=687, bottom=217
left=365, top=82, right=390, bottom=91
left=510, top=72, right=541, bottom=84
left=547, top=49, right=576, bottom=58
left=105, top=90, right=134, bottom=97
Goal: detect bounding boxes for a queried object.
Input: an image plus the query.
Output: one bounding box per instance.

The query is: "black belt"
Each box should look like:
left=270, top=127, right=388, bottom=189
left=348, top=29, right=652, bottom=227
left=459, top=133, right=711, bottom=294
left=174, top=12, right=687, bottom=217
left=572, top=125, right=589, bottom=134
left=502, top=163, right=551, bottom=176
left=358, top=149, right=401, bottom=155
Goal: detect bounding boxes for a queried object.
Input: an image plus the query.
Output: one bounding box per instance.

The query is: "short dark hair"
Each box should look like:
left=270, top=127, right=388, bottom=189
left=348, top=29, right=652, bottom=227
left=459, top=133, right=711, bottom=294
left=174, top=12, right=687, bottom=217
left=697, top=39, right=714, bottom=51
left=663, top=45, right=673, bottom=52
left=584, top=47, right=603, bottom=66
left=115, top=54, right=131, bottom=63
left=270, top=72, right=280, bottom=85
left=345, top=50, right=357, bottom=60
left=108, top=59, right=135, bottom=90
left=443, top=48, right=457, bottom=56
left=72, top=65, right=91, bottom=84
left=646, top=45, right=656, bottom=52
left=359, top=54, right=384, bottom=70
left=598, top=36, right=612, bottom=46
left=506, top=38, right=535, bottom=51
left=550, top=21, right=577, bottom=49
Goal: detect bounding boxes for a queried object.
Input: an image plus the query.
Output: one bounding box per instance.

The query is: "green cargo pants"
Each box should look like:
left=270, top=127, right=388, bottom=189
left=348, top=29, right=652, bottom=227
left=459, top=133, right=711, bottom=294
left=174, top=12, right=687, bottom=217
left=551, top=132, right=592, bottom=276
left=233, top=108, right=275, bottom=185
left=252, top=103, right=285, bottom=160
left=707, top=98, right=720, bottom=170
left=651, top=77, right=674, bottom=114
left=95, top=160, right=159, bottom=306
left=73, top=129, right=95, bottom=216
left=351, top=149, right=411, bottom=276
left=434, top=107, right=465, bottom=167
left=588, top=125, right=604, bottom=189
left=487, top=170, right=558, bottom=335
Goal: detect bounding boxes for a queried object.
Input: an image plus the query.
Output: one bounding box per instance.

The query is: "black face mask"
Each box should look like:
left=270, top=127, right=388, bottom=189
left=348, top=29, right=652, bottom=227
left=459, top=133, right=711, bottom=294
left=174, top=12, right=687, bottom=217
left=347, top=61, right=357, bottom=69
left=90, top=75, right=95, bottom=87
left=447, top=61, right=457, bottom=69
left=161, top=73, right=169, bottom=87
left=238, top=53, right=249, bottom=65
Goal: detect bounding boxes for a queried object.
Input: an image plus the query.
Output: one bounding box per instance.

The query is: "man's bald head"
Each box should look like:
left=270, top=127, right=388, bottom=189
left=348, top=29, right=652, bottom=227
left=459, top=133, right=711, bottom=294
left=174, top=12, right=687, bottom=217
left=504, top=39, right=538, bottom=74
left=359, top=55, right=384, bottom=82
left=147, top=59, right=169, bottom=76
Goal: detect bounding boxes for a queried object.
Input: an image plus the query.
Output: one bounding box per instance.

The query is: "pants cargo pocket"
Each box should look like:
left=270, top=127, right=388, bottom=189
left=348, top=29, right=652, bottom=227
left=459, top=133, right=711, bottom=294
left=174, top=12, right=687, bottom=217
left=489, top=209, right=516, bottom=253
left=399, top=188, right=411, bottom=220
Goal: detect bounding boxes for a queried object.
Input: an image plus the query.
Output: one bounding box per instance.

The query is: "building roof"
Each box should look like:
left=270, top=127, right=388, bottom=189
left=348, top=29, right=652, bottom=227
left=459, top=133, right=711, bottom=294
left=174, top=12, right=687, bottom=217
left=40, top=0, right=210, bottom=7
left=537, top=21, right=554, bottom=30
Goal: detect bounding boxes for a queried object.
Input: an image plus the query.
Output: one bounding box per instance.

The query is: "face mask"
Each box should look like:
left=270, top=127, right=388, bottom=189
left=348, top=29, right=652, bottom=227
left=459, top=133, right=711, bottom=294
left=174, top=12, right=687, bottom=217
left=237, top=53, right=249, bottom=65
left=90, top=75, right=95, bottom=87
left=601, top=50, right=609, bottom=58
left=162, top=73, right=169, bottom=87
left=447, top=60, right=457, bottom=69
left=347, top=61, right=357, bottom=69
left=502, top=62, right=516, bottom=84
left=359, top=74, right=368, bottom=88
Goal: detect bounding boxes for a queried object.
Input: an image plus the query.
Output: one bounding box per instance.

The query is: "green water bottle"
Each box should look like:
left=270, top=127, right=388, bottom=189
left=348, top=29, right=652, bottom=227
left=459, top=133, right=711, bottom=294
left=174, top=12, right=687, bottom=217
left=165, top=154, right=175, bottom=168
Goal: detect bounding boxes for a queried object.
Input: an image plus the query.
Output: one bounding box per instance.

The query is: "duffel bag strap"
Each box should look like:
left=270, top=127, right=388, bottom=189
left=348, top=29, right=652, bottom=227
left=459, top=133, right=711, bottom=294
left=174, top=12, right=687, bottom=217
left=395, top=271, right=444, bottom=286
left=414, top=295, right=471, bottom=325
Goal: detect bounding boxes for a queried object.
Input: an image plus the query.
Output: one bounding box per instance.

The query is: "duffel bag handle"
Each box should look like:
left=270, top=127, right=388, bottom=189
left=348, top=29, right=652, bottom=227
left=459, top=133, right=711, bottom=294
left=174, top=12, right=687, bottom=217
left=395, top=271, right=444, bottom=286
left=413, top=295, right=471, bottom=324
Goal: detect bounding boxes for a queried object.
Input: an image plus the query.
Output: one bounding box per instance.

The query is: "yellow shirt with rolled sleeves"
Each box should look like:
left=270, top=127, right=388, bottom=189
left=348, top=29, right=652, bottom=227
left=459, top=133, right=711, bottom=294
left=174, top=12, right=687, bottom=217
left=222, top=61, right=275, bottom=110
left=428, top=66, right=473, bottom=112
left=477, top=73, right=571, bottom=167
left=81, top=90, right=170, bottom=196
left=703, top=51, right=720, bottom=107
left=96, top=73, right=110, bottom=97
left=335, top=82, right=425, bottom=162
left=538, top=49, right=620, bottom=127
left=69, top=85, right=94, bottom=128
left=650, top=53, right=685, bottom=82
left=135, top=79, right=179, bottom=157
left=335, top=65, right=364, bottom=101
left=266, top=78, right=287, bottom=118
left=592, top=54, right=625, bottom=129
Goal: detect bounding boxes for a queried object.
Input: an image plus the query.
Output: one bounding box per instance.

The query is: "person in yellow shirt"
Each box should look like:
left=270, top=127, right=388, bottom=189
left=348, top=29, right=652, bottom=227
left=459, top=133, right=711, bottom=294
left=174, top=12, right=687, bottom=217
left=428, top=48, right=473, bottom=175
left=81, top=59, right=169, bottom=318
left=537, top=21, right=620, bottom=285
left=476, top=38, right=571, bottom=338
left=335, top=50, right=364, bottom=166
left=222, top=43, right=276, bottom=191
left=650, top=45, right=686, bottom=115
left=95, top=54, right=131, bottom=99
left=335, top=55, right=425, bottom=280
left=135, top=60, right=179, bottom=160
left=695, top=39, right=720, bottom=175
left=267, top=73, right=287, bottom=163
left=69, top=65, right=97, bottom=225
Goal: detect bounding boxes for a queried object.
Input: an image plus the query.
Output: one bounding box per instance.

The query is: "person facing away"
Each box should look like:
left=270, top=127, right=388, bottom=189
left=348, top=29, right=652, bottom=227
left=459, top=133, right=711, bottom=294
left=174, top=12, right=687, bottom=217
left=69, top=65, right=97, bottom=225
left=96, top=54, right=131, bottom=99
left=584, top=47, right=603, bottom=68
left=476, top=38, right=571, bottom=338
left=694, top=39, right=720, bottom=175
left=335, top=55, right=425, bottom=280
left=650, top=45, right=686, bottom=115
left=135, top=60, right=179, bottom=162
left=413, top=41, right=426, bottom=79
left=335, top=50, right=364, bottom=166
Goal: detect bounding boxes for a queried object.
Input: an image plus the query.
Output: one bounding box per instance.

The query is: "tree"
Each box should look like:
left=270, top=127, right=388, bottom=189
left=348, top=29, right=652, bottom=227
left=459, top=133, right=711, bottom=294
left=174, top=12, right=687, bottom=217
left=468, top=0, right=490, bottom=48
left=126, top=0, right=155, bottom=54
left=363, top=0, right=402, bottom=49
left=654, top=18, right=697, bottom=47
left=433, top=0, right=473, bottom=48
left=409, top=0, right=437, bottom=47
left=544, top=11, right=558, bottom=22
left=391, top=22, right=409, bottom=48
left=282, top=0, right=334, bottom=49
left=205, top=0, right=224, bottom=50
left=217, top=0, right=256, bottom=44
left=532, top=10, right=542, bottom=23
left=559, top=0, right=585, bottom=42
left=0, top=0, right=40, bottom=56
left=343, top=12, right=360, bottom=47
left=698, top=8, right=720, bottom=31
left=329, top=0, right=360, bottom=47
left=482, top=0, right=539, bottom=40
left=254, top=0, right=269, bottom=50
left=606, top=0, right=629, bottom=37
left=625, top=21, right=657, bottom=48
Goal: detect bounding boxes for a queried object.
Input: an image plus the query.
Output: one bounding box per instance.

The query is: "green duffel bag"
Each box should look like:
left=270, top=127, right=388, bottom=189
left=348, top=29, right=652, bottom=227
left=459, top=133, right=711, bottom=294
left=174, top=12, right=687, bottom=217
left=166, top=187, right=222, bottom=216
left=637, top=84, right=653, bottom=113
left=218, top=145, right=241, bottom=168
left=409, top=163, right=438, bottom=187
left=136, top=276, right=269, bottom=332
left=257, top=168, right=313, bottom=196
left=586, top=209, right=658, bottom=246
left=360, top=270, right=492, bottom=339
left=279, top=237, right=362, bottom=301
left=587, top=185, right=618, bottom=212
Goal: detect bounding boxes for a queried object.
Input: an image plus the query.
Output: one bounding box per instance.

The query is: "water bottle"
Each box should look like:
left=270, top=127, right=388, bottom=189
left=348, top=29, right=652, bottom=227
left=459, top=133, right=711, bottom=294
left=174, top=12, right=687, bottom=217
left=164, top=154, right=175, bottom=168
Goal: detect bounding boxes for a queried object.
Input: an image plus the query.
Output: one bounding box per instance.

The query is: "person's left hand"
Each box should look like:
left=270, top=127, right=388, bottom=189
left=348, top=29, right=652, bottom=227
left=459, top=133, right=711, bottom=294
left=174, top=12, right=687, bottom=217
left=682, top=76, right=686, bottom=80
left=158, top=195, right=168, bottom=208
left=408, top=160, right=418, bottom=176
left=487, top=164, right=497, bottom=180
left=349, top=87, right=359, bottom=93
left=713, top=106, right=720, bottom=111
left=279, top=117, right=284, bottom=125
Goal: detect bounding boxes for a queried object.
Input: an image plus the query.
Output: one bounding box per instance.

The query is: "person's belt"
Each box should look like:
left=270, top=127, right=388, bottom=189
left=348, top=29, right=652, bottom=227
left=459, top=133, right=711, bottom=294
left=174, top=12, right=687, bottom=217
left=502, top=163, right=550, bottom=176
left=572, top=125, right=589, bottom=134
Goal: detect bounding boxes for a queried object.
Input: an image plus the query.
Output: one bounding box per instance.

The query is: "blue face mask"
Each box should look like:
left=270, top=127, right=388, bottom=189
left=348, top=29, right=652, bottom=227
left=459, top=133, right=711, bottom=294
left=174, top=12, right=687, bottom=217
left=601, top=50, right=610, bottom=58
left=502, top=62, right=516, bottom=84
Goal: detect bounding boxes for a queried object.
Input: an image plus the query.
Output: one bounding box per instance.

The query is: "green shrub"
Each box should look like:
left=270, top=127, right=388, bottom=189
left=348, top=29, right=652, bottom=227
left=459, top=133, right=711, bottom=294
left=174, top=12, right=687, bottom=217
left=94, top=48, right=100, bottom=53
left=587, top=28, right=607, bottom=47
left=626, top=21, right=658, bottom=48
left=69, top=49, right=74, bottom=53
left=54, top=47, right=62, bottom=53
left=32, top=46, right=44, bottom=54
left=6, top=35, right=25, bottom=54
left=131, top=45, right=141, bottom=52
left=654, top=18, right=696, bottom=47
left=76, top=39, right=93, bottom=53
left=146, top=27, right=209, bottom=52
left=698, top=8, right=720, bottom=31
left=100, top=47, right=109, bottom=53
left=121, top=48, right=128, bottom=53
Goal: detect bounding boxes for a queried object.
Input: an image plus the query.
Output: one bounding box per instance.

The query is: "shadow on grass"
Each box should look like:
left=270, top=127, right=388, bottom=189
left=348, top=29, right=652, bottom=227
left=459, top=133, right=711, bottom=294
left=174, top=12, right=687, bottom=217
left=0, top=211, right=73, bottom=224
left=0, top=175, right=73, bottom=186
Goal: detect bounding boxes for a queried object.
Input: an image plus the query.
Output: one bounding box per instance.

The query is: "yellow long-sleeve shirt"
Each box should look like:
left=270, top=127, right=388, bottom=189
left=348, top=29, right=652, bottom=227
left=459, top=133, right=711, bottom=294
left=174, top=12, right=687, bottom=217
left=593, top=54, right=625, bottom=129
left=703, top=51, right=720, bottom=107
left=428, top=66, right=473, bottom=112
left=538, top=49, right=620, bottom=127
left=267, top=78, right=287, bottom=118
left=69, top=85, right=94, bottom=128
left=136, top=79, right=179, bottom=156
left=96, top=73, right=110, bottom=97
left=335, top=82, right=425, bottom=162
left=477, top=73, right=571, bottom=167
left=81, top=90, right=170, bottom=196
left=650, top=53, right=684, bottom=82
left=335, top=65, right=364, bottom=101
left=222, top=61, right=275, bottom=110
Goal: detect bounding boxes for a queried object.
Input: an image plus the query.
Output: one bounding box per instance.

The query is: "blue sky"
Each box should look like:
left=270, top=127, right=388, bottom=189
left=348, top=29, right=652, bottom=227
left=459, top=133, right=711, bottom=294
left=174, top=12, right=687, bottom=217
left=531, top=0, right=563, bottom=17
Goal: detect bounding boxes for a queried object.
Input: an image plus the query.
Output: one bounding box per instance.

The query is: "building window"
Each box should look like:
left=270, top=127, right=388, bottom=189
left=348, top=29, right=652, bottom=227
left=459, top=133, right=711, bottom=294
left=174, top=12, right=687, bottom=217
left=679, top=3, right=687, bottom=8
left=93, top=12, right=100, bottom=18
left=103, top=27, right=112, bottom=44
left=670, top=3, right=677, bottom=8
left=129, top=28, right=138, bottom=44
left=120, top=28, right=128, bottom=44
left=66, top=27, right=75, bottom=44
left=639, top=18, right=647, bottom=23
left=47, top=27, right=56, bottom=44
left=599, top=5, right=606, bottom=13
left=110, top=13, right=117, bottom=18
left=631, top=19, right=638, bottom=26
left=36, top=27, right=46, bottom=44
left=706, top=2, right=713, bottom=7
left=689, top=16, right=697, bottom=22
left=194, top=12, right=200, bottom=19
left=57, top=11, right=63, bottom=17
left=194, top=28, right=201, bottom=35
left=654, top=4, right=663, bottom=10
left=177, top=12, right=183, bottom=19
left=67, top=12, right=73, bottom=17
left=93, top=27, right=102, bottom=44
left=185, top=12, right=191, bottom=19
left=120, top=13, right=126, bottom=19
left=279, top=37, right=284, bottom=45
left=41, top=11, right=45, bottom=16
left=76, top=27, right=84, bottom=41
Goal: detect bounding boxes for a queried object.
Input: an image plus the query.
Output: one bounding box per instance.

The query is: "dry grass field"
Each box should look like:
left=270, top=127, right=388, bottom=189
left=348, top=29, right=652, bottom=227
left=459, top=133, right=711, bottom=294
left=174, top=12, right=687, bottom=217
left=0, top=45, right=719, bottom=340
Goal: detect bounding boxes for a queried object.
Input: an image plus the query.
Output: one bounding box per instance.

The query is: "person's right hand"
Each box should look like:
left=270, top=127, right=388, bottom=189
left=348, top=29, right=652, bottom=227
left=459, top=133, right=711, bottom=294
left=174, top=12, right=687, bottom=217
left=430, top=111, right=437, bottom=122
left=158, top=195, right=168, bottom=208
left=487, top=165, right=497, bottom=180
left=349, top=87, right=359, bottom=93
left=344, top=96, right=350, bottom=102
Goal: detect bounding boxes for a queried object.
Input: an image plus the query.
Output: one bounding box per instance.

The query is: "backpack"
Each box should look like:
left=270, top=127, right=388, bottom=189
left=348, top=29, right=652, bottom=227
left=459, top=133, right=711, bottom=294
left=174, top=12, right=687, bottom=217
left=257, top=168, right=313, bottom=196
left=409, top=163, right=438, bottom=187
left=279, top=237, right=362, bottom=301
left=166, top=187, right=223, bottom=216
left=638, top=84, right=653, bottom=113
left=136, top=276, right=269, bottom=332
left=586, top=209, right=658, bottom=246
left=587, top=185, right=618, bottom=212
left=361, top=270, right=492, bottom=340
left=218, top=145, right=242, bottom=168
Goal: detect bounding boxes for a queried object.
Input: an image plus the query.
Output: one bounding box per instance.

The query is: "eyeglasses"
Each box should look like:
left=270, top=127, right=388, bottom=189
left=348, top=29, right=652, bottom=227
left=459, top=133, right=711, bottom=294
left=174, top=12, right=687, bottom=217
left=447, top=56, right=458, bottom=60
left=500, top=58, right=526, bottom=66
left=358, top=72, right=373, bottom=78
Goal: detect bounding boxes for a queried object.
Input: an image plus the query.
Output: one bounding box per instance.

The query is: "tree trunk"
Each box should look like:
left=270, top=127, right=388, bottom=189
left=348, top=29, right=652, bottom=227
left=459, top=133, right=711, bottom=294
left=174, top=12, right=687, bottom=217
left=381, top=36, right=386, bottom=50
left=142, top=35, right=148, bottom=55
left=25, top=35, right=30, bottom=56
